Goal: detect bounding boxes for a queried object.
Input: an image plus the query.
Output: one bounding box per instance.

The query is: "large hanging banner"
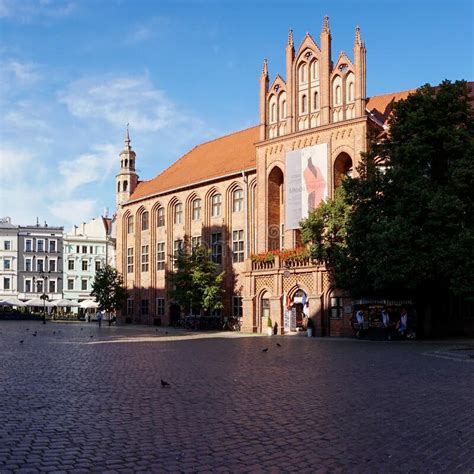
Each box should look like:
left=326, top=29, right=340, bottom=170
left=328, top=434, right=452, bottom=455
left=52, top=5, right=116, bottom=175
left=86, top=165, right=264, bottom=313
left=285, top=143, right=328, bottom=229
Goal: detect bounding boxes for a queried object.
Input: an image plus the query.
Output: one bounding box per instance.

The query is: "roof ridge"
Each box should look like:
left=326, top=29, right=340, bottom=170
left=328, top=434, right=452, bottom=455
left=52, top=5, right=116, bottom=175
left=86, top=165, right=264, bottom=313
left=139, top=125, right=259, bottom=186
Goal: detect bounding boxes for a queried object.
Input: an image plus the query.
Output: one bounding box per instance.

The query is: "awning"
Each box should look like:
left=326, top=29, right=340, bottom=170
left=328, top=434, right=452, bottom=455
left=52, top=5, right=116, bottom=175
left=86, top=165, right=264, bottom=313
left=0, top=297, right=27, bottom=307
left=353, top=299, right=414, bottom=306
left=25, top=298, right=56, bottom=307
left=53, top=299, right=80, bottom=307
left=79, top=300, right=99, bottom=309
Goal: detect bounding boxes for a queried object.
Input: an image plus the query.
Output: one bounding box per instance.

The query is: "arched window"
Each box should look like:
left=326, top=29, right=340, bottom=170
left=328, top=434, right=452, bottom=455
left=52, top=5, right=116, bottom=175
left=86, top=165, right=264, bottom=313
left=141, top=211, right=149, bottom=231
left=301, top=95, right=307, bottom=113
left=233, top=188, right=243, bottom=213
left=124, top=159, right=128, bottom=168
left=310, top=60, right=319, bottom=81
left=299, top=63, right=307, bottom=83
left=123, top=180, right=128, bottom=192
left=281, top=100, right=286, bottom=119
left=192, top=198, right=201, bottom=220
left=174, top=203, right=183, bottom=225
left=271, top=103, right=276, bottom=122
left=348, top=82, right=354, bottom=102
left=157, top=207, right=165, bottom=227
left=313, top=91, right=319, bottom=110
left=127, top=216, right=134, bottom=234
left=117, top=182, right=121, bottom=193
left=336, top=86, right=341, bottom=105
left=211, top=193, right=222, bottom=217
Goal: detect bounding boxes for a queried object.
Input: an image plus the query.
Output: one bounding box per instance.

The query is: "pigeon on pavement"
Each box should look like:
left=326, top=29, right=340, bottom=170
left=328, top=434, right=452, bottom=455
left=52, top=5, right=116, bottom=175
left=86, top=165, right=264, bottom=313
left=262, top=348, right=269, bottom=352
left=161, top=379, right=170, bottom=388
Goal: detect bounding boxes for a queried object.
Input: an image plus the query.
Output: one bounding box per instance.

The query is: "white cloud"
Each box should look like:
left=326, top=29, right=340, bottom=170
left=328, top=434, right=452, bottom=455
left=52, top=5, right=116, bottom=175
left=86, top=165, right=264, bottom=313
left=0, top=0, right=76, bottom=21
left=1, top=59, right=41, bottom=86
left=126, top=16, right=171, bottom=44
left=50, top=199, right=97, bottom=225
left=0, top=146, right=34, bottom=181
left=56, top=143, right=118, bottom=195
left=58, top=74, right=206, bottom=133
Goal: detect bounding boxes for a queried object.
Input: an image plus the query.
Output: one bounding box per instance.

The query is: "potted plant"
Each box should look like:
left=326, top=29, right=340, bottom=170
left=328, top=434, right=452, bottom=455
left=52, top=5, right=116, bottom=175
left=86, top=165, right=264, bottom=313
left=307, top=317, right=314, bottom=338
left=267, top=316, right=273, bottom=336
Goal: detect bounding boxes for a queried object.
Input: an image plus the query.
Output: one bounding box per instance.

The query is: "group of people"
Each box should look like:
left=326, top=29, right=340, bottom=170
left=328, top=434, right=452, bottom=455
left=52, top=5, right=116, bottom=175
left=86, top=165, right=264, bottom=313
left=353, top=308, right=415, bottom=340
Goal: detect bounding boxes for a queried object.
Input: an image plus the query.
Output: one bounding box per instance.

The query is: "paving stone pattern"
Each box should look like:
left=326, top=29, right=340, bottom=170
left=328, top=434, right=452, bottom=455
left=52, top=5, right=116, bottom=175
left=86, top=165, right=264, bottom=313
left=0, top=321, right=473, bottom=473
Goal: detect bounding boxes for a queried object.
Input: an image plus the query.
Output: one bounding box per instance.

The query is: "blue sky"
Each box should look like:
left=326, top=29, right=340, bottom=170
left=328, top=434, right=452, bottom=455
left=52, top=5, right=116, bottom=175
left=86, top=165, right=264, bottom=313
left=0, top=0, right=472, bottom=227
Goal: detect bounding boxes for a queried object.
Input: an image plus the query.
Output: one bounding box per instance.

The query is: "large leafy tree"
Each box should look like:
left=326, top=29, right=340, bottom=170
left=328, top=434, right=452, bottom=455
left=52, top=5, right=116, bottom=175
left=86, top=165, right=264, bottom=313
left=90, top=265, right=128, bottom=315
left=302, top=80, right=474, bottom=305
left=169, top=243, right=224, bottom=316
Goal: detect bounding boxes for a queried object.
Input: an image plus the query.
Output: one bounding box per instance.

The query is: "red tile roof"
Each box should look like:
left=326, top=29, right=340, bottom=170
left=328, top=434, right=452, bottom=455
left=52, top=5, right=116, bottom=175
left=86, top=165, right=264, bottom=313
left=366, top=89, right=416, bottom=124
left=129, top=126, right=259, bottom=202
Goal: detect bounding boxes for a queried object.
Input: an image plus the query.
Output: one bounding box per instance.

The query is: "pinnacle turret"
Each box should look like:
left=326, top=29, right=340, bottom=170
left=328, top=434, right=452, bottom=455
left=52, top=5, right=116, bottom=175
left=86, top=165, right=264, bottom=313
left=355, top=26, right=362, bottom=46
left=288, top=29, right=294, bottom=48
left=322, top=15, right=330, bottom=34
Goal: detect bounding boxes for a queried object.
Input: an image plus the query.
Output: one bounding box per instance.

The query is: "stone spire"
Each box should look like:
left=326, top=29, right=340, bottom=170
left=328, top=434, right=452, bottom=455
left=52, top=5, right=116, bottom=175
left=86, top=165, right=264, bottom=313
left=322, top=15, right=330, bottom=34
left=123, top=123, right=131, bottom=151
left=288, top=29, right=294, bottom=48
left=354, top=26, right=362, bottom=46
left=261, top=58, right=268, bottom=76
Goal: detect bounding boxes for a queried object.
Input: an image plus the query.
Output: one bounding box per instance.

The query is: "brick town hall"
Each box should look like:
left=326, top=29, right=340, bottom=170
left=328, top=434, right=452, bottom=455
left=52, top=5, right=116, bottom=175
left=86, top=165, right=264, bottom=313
left=115, top=17, right=413, bottom=336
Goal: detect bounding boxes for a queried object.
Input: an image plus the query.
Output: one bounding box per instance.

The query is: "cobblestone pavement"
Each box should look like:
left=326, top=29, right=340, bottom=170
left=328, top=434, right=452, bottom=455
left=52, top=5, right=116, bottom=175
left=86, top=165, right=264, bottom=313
left=0, top=321, right=473, bottom=473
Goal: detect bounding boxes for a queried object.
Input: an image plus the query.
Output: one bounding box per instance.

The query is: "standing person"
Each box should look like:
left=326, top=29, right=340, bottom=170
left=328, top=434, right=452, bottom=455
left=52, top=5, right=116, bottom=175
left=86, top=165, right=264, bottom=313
left=398, top=308, right=408, bottom=338
left=355, top=310, right=365, bottom=338
left=381, top=309, right=390, bottom=340
left=96, top=309, right=102, bottom=328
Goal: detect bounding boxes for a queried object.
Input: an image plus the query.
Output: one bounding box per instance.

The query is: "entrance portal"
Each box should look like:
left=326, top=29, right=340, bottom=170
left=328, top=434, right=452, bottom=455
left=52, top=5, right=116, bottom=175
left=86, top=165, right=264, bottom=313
left=261, top=298, right=270, bottom=333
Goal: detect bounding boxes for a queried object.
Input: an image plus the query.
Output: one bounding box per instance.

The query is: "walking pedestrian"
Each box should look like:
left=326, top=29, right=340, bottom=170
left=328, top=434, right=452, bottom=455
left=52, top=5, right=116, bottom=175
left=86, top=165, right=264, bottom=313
left=381, top=309, right=390, bottom=340
left=96, top=310, right=102, bottom=328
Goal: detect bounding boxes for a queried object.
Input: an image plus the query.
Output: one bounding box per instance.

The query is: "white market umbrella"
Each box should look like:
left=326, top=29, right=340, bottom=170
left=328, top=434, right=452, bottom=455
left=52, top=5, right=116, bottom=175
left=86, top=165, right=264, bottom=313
left=79, top=300, right=99, bottom=309
left=53, top=299, right=79, bottom=308
left=25, top=297, right=56, bottom=308
left=1, top=297, right=27, bottom=307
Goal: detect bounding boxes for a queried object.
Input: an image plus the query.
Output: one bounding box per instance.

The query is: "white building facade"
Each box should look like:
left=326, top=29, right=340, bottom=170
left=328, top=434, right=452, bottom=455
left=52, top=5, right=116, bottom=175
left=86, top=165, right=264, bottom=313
left=0, top=218, right=18, bottom=300
left=63, top=217, right=116, bottom=305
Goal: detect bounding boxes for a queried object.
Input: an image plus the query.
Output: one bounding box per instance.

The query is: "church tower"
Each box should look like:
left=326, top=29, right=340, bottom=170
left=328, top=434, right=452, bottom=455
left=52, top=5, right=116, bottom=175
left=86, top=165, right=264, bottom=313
left=116, top=126, right=138, bottom=207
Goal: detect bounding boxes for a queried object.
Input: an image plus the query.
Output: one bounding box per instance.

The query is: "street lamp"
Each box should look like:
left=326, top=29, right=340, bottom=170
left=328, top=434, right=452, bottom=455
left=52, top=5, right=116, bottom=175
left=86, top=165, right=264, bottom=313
left=38, top=270, right=49, bottom=324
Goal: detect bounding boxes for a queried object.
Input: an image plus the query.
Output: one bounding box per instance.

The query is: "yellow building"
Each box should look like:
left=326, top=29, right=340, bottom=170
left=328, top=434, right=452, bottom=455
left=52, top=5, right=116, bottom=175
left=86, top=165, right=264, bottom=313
left=115, top=17, right=411, bottom=335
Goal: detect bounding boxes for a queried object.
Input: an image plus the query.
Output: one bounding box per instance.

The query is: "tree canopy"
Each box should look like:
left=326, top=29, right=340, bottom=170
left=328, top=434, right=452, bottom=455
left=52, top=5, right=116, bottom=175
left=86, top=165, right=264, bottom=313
left=90, top=265, right=128, bottom=314
left=301, top=80, right=474, bottom=300
left=169, top=242, right=225, bottom=316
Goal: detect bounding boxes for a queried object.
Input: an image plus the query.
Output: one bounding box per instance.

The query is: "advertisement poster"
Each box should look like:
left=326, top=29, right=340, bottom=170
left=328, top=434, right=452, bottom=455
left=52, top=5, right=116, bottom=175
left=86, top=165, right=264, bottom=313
left=285, top=143, right=328, bottom=229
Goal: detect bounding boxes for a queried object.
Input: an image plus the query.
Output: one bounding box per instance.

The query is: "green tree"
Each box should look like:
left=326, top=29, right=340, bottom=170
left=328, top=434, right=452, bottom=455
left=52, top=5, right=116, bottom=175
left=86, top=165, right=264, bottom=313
left=301, top=80, right=474, bottom=332
left=169, top=243, right=224, bottom=316
left=90, top=265, right=128, bottom=316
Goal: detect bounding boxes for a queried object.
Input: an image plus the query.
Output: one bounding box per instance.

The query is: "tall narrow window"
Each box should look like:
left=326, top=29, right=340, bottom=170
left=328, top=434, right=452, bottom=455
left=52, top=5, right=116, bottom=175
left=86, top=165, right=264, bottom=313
left=336, top=85, right=341, bottom=105
left=127, top=248, right=134, bottom=273
left=157, top=208, right=165, bottom=227
left=37, top=239, right=44, bottom=252
left=233, top=296, right=243, bottom=317
left=192, top=199, right=201, bottom=220
left=232, top=230, right=244, bottom=263
left=127, top=216, right=134, bottom=234
left=49, top=280, right=56, bottom=293
left=301, top=95, right=307, bottom=113
left=156, top=242, right=165, bottom=270
left=191, top=236, right=202, bottom=251
left=281, top=100, right=286, bottom=120
left=233, top=188, right=243, bottom=213
left=156, top=298, right=165, bottom=316
left=141, top=245, right=149, bottom=272
left=271, top=103, right=276, bottom=122
left=140, top=299, right=149, bottom=316
left=173, top=239, right=183, bottom=269
left=49, top=259, right=56, bottom=272
left=141, top=212, right=149, bottom=231
left=211, top=194, right=222, bottom=217
left=123, top=181, right=128, bottom=192
left=37, top=259, right=44, bottom=272
left=313, top=91, right=319, bottom=110
left=174, top=203, right=183, bottom=225
left=25, top=239, right=32, bottom=252
left=49, top=240, right=56, bottom=252
left=211, top=233, right=222, bottom=264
